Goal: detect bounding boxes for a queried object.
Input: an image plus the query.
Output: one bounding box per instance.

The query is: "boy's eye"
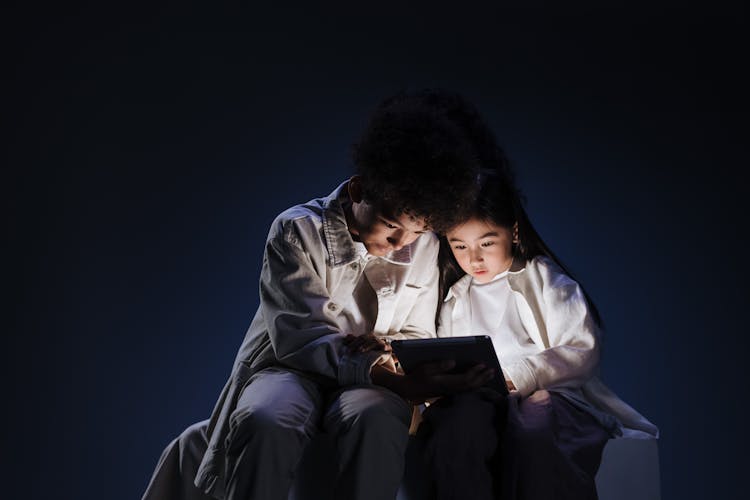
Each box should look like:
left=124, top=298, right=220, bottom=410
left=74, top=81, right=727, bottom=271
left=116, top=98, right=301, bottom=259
left=383, top=221, right=398, bottom=229
left=481, top=241, right=495, bottom=247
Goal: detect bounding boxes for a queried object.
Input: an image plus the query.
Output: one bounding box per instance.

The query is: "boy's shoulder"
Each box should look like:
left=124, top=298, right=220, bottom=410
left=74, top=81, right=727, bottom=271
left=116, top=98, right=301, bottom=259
left=264, top=182, right=360, bottom=262
left=276, top=195, right=327, bottom=224
left=271, top=182, right=348, bottom=231
left=266, top=196, right=329, bottom=245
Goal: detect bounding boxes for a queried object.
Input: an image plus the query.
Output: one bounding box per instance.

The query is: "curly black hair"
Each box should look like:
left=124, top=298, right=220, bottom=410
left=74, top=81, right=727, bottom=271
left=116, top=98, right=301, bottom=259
left=352, top=89, right=489, bottom=234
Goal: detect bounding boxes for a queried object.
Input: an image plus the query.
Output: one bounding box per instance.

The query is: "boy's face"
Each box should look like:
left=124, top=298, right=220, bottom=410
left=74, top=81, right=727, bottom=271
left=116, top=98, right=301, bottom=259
left=346, top=177, right=429, bottom=257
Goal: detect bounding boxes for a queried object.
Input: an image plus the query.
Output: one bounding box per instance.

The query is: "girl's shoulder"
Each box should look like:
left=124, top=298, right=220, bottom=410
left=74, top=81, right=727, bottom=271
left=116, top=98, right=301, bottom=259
left=523, top=255, right=581, bottom=292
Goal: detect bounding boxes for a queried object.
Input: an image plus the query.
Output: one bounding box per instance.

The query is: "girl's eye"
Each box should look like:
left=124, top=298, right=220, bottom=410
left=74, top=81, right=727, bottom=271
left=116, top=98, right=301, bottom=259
left=481, top=241, right=495, bottom=247
left=453, top=245, right=466, bottom=250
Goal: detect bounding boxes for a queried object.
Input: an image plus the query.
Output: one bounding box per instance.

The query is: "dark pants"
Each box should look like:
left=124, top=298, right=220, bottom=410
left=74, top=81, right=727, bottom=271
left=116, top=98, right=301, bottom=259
left=417, top=389, right=610, bottom=500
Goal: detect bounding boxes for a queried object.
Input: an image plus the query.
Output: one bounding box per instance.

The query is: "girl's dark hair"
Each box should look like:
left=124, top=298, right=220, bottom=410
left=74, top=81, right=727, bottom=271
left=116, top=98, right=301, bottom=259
left=436, top=123, right=604, bottom=329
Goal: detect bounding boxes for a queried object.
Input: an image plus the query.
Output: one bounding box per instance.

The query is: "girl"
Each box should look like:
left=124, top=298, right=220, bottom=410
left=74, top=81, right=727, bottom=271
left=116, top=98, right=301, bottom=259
left=417, top=166, right=659, bottom=500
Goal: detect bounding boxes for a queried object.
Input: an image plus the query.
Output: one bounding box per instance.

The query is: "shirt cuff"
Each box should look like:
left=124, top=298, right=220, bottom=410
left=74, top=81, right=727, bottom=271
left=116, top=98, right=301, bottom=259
left=338, top=351, right=392, bottom=386
left=504, top=360, right=538, bottom=398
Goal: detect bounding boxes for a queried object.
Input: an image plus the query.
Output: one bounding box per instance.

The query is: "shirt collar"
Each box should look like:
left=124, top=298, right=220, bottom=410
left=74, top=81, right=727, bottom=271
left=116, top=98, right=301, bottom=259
left=444, top=260, right=526, bottom=302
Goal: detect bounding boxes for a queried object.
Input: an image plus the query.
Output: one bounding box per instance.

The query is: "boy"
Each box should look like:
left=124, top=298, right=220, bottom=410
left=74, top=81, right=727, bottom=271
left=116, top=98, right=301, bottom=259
left=145, top=90, right=495, bottom=500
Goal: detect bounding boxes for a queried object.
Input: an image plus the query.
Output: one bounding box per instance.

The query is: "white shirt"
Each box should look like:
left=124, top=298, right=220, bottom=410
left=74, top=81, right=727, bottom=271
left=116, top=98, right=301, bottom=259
left=468, top=271, right=538, bottom=379
left=439, top=256, right=659, bottom=440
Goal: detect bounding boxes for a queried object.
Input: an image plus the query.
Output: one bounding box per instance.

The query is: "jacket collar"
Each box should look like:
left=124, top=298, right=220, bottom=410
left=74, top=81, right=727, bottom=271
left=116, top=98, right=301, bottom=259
left=321, top=181, right=413, bottom=268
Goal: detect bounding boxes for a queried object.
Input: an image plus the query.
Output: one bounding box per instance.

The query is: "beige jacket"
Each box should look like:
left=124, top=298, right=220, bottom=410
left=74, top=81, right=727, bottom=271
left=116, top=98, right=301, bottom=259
left=195, top=181, right=440, bottom=498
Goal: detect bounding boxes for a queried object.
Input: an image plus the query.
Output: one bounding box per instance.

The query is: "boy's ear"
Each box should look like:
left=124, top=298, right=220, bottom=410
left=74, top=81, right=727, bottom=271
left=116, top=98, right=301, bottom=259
left=348, top=175, right=364, bottom=203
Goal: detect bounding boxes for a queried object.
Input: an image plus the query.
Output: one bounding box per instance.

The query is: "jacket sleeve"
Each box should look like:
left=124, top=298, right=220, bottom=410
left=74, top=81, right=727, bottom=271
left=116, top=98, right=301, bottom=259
left=260, top=234, right=388, bottom=386
left=505, top=261, right=600, bottom=397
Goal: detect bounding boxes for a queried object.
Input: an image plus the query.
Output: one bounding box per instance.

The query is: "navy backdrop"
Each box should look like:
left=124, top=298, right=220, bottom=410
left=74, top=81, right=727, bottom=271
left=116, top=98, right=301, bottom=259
left=7, top=3, right=747, bottom=500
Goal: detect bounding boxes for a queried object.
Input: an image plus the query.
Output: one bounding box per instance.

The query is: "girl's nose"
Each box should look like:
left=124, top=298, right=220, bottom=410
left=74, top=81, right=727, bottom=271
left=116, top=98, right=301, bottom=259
left=469, top=249, right=484, bottom=263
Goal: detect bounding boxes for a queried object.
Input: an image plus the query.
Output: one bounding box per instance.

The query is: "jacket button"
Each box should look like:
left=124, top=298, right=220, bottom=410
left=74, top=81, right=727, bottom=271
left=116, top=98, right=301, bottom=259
left=327, top=303, right=338, bottom=311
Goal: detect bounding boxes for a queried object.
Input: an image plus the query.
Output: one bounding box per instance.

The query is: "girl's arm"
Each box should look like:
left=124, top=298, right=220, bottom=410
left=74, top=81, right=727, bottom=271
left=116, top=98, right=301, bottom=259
left=505, top=263, right=600, bottom=397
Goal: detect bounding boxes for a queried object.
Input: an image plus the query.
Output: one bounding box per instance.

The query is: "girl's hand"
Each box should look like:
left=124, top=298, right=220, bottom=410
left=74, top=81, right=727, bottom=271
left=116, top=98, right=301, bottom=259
left=343, top=333, right=391, bottom=353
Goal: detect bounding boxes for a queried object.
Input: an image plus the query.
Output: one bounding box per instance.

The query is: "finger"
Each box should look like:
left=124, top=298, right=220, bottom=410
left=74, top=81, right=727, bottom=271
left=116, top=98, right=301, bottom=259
left=432, top=364, right=485, bottom=385
left=360, top=340, right=387, bottom=352
left=350, top=339, right=367, bottom=351
left=418, top=359, right=456, bottom=376
left=437, top=367, right=494, bottom=393
left=357, top=341, right=375, bottom=352
left=466, top=368, right=496, bottom=388
left=346, top=338, right=366, bottom=352
left=463, top=364, right=493, bottom=381
left=463, top=364, right=488, bottom=377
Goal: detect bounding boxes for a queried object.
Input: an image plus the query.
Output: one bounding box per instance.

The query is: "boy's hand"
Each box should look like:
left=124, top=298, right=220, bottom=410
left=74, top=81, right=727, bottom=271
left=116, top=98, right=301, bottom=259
left=343, top=333, right=391, bottom=353
left=371, top=360, right=495, bottom=404
left=408, top=360, right=495, bottom=400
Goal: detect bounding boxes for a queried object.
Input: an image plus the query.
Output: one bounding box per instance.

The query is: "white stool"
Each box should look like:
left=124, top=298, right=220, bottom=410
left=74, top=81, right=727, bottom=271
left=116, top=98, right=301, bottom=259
left=595, top=436, right=661, bottom=500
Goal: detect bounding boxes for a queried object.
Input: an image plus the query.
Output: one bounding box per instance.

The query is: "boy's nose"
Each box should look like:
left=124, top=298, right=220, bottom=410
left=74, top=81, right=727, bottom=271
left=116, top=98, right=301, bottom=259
left=387, top=231, right=408, bottom=250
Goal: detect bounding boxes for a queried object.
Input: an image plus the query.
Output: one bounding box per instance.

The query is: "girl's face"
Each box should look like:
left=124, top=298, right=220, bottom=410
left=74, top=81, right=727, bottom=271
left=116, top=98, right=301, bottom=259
left=446, top=217, right=515, bottom=283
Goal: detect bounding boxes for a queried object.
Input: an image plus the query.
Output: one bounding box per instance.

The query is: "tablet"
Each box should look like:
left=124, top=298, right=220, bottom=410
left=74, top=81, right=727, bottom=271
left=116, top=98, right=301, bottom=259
left=390, top=335, right=508, bottom=395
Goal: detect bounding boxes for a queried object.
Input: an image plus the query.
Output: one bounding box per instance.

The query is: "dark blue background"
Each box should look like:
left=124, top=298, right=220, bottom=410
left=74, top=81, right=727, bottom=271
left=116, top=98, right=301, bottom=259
left=7, top=3, right=747, bottom=499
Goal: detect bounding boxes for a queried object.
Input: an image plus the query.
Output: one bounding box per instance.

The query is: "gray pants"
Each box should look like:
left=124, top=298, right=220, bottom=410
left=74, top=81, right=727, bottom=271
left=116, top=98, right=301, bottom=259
left=224, top=367, right=413, bottom=500
left=142, top=420, right=215, bottom=500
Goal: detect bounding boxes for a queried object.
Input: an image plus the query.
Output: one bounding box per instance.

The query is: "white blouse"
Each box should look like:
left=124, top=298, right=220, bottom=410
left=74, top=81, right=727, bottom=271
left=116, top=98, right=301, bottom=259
left=467, top=270, right=539, bottom=381
left=439, top=256, right=659, bottom=439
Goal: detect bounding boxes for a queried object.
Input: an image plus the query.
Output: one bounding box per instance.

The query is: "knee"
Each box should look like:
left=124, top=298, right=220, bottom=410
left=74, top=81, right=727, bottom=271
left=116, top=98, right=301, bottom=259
left=333, top=388, right=411, bottom=437
left=228, top=406, right=306, bottom=452
left=349, top=402, right=410, bottom=435
left=176, top=420, right=209, bottom=456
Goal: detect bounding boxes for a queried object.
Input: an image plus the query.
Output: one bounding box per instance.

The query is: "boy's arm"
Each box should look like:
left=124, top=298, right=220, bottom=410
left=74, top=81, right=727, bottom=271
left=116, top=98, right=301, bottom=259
left=261, top=235, right=387, bottom=386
